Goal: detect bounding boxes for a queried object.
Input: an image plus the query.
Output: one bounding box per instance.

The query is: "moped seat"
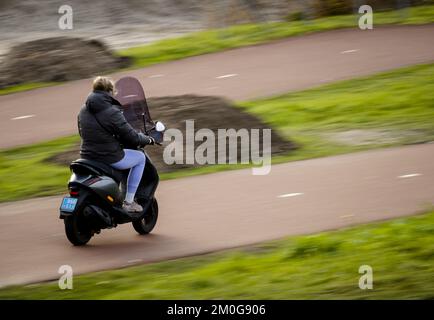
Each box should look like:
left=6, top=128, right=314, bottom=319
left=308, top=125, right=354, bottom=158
left=70, top=159, right=125, bottom=183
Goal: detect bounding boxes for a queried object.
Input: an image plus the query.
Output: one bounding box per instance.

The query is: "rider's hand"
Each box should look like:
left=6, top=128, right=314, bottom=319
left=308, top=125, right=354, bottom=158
left=137, top=133, right=155, bottom=147
left=148, top=136, right=156, bottom=145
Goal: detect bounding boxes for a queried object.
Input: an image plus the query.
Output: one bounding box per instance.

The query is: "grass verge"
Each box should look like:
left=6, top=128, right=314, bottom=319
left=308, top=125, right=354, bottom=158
left=0, top=82, right=57, bottom=96
left=118, top=5, right=434, bottom=69
left=0, top=136, right=79, bottom=202
left=237, top=63, right=434, bottom=148
left=1, top=210, right=433, bottom=299
left=1, top=63, right=433, bottom=203
left=1, top=5, right=434, bottom=96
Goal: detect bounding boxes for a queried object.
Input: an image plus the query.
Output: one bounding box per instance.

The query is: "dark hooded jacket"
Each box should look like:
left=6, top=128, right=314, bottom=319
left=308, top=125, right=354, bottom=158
left=78, top=90, right=152, bottom=164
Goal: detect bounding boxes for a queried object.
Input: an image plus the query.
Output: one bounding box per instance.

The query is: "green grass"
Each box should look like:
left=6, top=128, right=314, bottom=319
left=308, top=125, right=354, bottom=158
left=118, top=5, right=434, bottom=69
left=1, top=210, right=433, bottom=299
left=238, top=63, right=434, bottom=146
left=1, top=63, right=433, bottom=203
left=0, top=136, right=79, bottom=202
left=0, top=82, right=57, bottom=96
left=2, top=5, right=434, bottom=96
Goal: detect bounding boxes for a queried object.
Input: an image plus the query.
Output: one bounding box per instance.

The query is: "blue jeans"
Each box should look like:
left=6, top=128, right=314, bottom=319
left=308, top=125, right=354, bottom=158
left=110, top=149, right=146, bottom=203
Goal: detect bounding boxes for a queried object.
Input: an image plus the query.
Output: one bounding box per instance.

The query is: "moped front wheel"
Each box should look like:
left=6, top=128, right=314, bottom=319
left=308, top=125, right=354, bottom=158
left=132, top=198, right=158, bottom=235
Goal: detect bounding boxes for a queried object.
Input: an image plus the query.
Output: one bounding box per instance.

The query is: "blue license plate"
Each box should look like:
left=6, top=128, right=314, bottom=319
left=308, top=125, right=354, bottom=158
left=60, top=197, right=78, bottom=212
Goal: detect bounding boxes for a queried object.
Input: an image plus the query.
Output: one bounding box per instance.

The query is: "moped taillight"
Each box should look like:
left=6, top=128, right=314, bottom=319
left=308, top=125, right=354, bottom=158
left=69, top=189, right=79, bottom=197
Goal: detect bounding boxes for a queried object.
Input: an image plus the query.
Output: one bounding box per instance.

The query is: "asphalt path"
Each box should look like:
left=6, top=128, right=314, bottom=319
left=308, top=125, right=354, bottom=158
left=0, top=144, right=433, bottom=286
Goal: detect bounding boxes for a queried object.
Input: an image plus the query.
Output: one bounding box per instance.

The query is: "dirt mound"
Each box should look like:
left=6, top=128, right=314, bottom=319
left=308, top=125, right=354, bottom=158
left=49, top=95, right=296, bottom=173
left=0, top=37, right=130, bottom=88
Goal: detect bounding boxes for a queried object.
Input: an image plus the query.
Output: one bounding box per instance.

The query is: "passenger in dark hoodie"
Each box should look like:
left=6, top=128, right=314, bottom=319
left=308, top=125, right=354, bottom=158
left=78, top=76, right=155, bottom=213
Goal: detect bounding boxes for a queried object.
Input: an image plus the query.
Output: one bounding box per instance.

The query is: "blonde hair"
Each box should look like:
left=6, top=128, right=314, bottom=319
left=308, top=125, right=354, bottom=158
left=93, top=76, right=114, bottom=93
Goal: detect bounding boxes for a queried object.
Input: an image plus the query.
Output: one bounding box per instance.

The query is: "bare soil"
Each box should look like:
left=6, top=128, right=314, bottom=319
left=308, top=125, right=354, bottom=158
left=0, top=37, right=130, bottom=88
left=0, top=0, right=293, bottom=88
left=0, top=0, right=291, bottom=56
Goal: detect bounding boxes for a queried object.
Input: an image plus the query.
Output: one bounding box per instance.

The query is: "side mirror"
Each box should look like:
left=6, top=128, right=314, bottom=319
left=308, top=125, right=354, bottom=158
left=155, top=121, right=165, bottom=132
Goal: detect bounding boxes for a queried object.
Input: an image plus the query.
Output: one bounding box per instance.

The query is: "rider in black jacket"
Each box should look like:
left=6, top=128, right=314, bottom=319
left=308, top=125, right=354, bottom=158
left=78, top=76, right=154, bottom=212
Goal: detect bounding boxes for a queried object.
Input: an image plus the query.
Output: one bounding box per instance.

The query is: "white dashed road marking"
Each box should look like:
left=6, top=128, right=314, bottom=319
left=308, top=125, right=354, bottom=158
left=148, top=74, right=165, bottom=78
left=216, top=74, right=238, bottom=79
left=205, top=86, right=219, bottom=90
left=278, top=193, right=304, bottom=198
left=320, top=77, right=334, bottom=82
left=398, top=173, right=422, bottom=179
left=50, top=233, right=64, bottom=237
left=11, top=115, right=35, bottom=120
left=341, top=49, right=359, bottom=54
left=340, top=214, right=355, bottom=219
left=127, top=259, right=143, bottom=264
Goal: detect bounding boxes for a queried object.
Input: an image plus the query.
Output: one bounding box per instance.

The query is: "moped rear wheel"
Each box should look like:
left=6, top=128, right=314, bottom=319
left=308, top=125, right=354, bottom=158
left=64, top=209, right=92, bottom=246
left=132, top=198, right=158, bottom=235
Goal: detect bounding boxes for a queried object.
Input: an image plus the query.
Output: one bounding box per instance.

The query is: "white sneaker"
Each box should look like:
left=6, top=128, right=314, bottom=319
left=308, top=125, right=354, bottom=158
left=123, top=201, right=143, bottom=213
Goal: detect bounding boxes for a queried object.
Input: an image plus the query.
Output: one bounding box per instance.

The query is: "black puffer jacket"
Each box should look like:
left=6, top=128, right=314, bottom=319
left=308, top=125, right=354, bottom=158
left=78, top=90, right=152, bottom=164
